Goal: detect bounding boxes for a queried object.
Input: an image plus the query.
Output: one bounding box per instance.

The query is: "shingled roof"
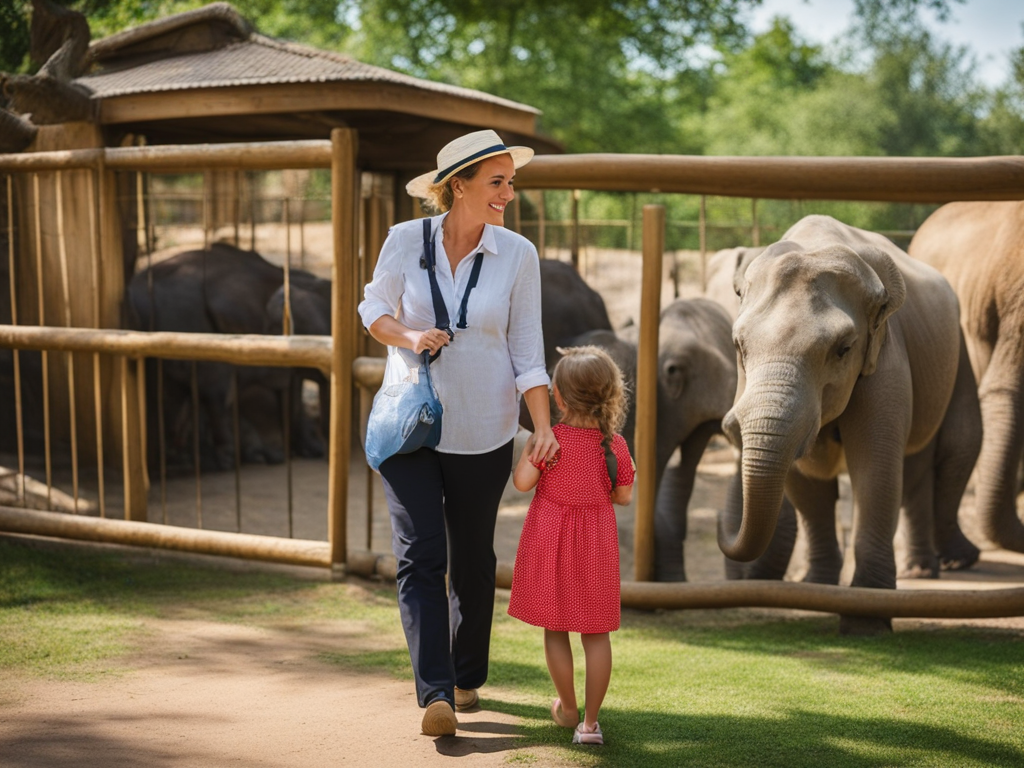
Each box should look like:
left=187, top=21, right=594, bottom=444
left=77, top=3, right=537, bottom=115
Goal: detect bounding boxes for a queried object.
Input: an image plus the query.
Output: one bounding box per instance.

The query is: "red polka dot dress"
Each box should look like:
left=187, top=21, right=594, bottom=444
left=508, top=424, right=635, bottom=633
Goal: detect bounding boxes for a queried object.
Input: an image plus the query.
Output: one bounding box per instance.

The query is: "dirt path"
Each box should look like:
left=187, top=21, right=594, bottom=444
left=0, top=615, right=538, bottom=768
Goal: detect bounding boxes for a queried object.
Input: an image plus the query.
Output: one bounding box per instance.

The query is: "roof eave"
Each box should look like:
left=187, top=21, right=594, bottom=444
left=95, top=80, right=539, bottom=136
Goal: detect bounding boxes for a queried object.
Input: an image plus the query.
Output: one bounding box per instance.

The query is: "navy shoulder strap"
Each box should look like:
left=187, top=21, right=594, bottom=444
left=456, top=252, right=484, bottom=329
left=422, top=218, right=452, bottom=364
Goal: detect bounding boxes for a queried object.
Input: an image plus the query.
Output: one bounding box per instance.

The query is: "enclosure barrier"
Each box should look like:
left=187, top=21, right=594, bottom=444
left=0, top=130, right=359, bottom=573
left=5, top=506, right=1023, bottom=619
left=3, top=141, right=1024, bottom=617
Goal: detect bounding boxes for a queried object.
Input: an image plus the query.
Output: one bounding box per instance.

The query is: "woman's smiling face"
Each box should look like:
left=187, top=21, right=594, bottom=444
left=451, top=154, right=516, bottom=226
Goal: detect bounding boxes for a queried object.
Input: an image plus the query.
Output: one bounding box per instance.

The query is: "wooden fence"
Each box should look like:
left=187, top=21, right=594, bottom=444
left=2, top=142, right=1024, bottom=617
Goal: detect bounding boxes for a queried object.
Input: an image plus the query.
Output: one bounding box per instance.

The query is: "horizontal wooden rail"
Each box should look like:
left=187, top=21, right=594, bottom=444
left=353, top=355, right=385, bottom=389
left=3, top=144, right=1023, bottom=202
left=4, top=507, right=1021, bottom=619
left=104, top=141, right=332, bottom=171
left=0, top=141, right=332, bottom=173
left=516, top=153, right=1024, bottom=202
left=0, top=506, right=330, bottom=568
left=0, top=325, right=332, bottom=373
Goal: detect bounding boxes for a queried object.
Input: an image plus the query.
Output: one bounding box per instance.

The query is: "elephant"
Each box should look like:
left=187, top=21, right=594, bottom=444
left=908, top=201, right=1024, bottom=554
left=126, top=243, right=328, bottom=470
left=721, top=215, right=982, bottom=633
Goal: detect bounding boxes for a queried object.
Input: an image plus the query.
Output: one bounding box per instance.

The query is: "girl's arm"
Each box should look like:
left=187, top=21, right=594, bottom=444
left=611, top=483, right=633, bottom=506
left=610, top=441, right=635, bottom=505
left=513, top=434, right=542, bottom=492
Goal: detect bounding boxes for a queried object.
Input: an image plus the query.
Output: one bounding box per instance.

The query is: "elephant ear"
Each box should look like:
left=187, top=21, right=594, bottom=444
left=860, top=246, right=907, bottom=376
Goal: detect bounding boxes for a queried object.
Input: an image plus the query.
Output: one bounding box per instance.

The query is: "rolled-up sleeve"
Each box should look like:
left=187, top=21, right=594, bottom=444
left=358, top=228, right=404, bottom=329
left=507, top=247, right=550, bottom=394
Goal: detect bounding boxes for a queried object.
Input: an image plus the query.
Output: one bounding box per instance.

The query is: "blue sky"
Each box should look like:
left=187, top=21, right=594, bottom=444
left=746, top=0, right=1024, bottom=87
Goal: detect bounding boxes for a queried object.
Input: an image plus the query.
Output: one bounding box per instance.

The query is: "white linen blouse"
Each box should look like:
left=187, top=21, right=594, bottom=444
left=358, top=213, right=550, bottom=454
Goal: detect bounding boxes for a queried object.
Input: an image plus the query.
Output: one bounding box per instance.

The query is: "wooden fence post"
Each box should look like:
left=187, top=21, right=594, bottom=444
left=328, top=128, right=358, bottom=577
left=633, top=204, right=664, bottom=582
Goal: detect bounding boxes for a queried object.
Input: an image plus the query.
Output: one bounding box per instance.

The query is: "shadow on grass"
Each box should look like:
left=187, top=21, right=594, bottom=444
left=482, top=697, right=1024, bottom=768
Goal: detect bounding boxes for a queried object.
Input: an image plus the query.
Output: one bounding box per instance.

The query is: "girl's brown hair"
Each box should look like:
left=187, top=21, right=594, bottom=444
left=423, top=162, right=482, bottom=213
left=551, top=345, right=628, bottom=451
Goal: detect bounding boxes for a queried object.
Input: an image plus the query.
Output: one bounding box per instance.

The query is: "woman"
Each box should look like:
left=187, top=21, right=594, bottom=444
left=358, top=129, right=559, bottom=737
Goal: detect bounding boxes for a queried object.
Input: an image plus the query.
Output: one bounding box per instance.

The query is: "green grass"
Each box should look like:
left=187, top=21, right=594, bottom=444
left=2, top=537, right=1023, bottom=767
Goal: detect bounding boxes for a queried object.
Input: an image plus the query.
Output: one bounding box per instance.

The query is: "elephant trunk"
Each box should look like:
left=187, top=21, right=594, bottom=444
left=719, top=370, right=817, bottom=562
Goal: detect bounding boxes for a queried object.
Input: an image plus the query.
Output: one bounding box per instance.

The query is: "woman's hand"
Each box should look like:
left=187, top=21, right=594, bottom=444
left=412, top=327, right=452, bottom=356
left=521, top=385, right=559, bottom=464
left=528, top=423, right=559, bottom=465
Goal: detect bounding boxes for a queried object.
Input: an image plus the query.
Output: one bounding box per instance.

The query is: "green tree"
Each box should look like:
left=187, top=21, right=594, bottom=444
left=978, top=39, right=1024, bottom=154
left=346, top=0, right=757, bottom=153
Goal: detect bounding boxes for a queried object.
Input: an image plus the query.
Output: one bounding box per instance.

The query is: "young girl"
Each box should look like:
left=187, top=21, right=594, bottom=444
left=507, top=346, right=635, bottom=746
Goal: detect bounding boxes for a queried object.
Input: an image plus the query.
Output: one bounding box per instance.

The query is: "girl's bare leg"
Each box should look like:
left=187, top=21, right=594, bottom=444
left=580, top=632, right=611, bottom=729
left=544, top=629, right=578, bottom=719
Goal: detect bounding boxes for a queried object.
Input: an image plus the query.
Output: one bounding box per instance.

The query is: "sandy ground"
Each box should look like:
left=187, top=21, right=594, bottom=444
left=3, top=231, right=1024, bottom=766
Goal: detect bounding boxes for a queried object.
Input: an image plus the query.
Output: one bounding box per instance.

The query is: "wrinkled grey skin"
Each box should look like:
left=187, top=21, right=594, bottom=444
left=127, top=244, right=327, bottom=470
left=909, top=201, right=1024, bottom=555
left=723, top=216, right=981, bottom=634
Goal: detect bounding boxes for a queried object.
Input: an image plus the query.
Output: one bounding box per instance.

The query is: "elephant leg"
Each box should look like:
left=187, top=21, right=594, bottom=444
left=653, top=457, right=693, bottom=582
left=900, top=442, right=939, bottom=579
left=784, top=470, right=842, bottom=585
left=198, top=362, right=236, bottom=471
left=975, top=338, right=1024, bottom=552
left=835, top=380, right=909, bottom=636
left=933, top=338, right=982, bottom=569
left=653, top=421, right=718, bottom=581
left=291, top=373, right=325, bottom=459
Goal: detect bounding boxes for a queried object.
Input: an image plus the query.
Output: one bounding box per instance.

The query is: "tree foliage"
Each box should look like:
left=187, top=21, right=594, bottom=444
left=1, top=0, right=1021, bottom=163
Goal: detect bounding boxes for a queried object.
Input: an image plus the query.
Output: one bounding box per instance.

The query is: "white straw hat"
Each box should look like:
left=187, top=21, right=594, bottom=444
left=406, top=129, right=534, bottom=200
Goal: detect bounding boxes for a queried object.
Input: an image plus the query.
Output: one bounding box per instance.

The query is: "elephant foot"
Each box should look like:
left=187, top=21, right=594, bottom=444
left=213, top=447, right=236, bottom=472
left=654, top=557, right=687, bottom=582
left=802, top=563, right=842, bottom=586
left=838, top=615, right=892, bottom=636
left=938, top=536, right=980, bottom=572
left=899, top=554, right=939, bottom=580
left=294, top=439, right=326, bottom=459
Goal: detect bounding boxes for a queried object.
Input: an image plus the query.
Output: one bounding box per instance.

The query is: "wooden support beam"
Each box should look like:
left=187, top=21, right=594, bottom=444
left=328, top=127, right=359, bottom=576
left=633, top=205, right=664, bottom=582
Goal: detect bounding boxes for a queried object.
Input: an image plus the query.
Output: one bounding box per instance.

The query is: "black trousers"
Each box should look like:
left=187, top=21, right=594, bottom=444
left=379, top=440, right=514, bottom=708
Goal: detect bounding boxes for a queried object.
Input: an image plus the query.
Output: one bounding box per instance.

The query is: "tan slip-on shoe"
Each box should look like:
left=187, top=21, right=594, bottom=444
left=454, top=687, right=479, bottom=712
left=421, top=699, right=458, bottom=736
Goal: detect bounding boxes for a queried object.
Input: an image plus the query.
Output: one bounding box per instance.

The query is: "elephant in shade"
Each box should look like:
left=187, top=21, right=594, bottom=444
left=126, top=243, right=327, bottom=470
left=535, top=257, right=795, bottom=581
left=722, top=215, right=982, bottom=633
left=909, top=201, right=1024, bottom=554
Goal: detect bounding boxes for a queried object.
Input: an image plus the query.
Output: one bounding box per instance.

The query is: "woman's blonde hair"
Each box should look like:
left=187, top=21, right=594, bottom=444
left=551, top=345, right=628, bottom=450
left=422, top=162, right=483, bottom=213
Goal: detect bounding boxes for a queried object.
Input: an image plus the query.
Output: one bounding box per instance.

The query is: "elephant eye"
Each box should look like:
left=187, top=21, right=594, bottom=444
left=837, top=344, right=852, bottom=359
